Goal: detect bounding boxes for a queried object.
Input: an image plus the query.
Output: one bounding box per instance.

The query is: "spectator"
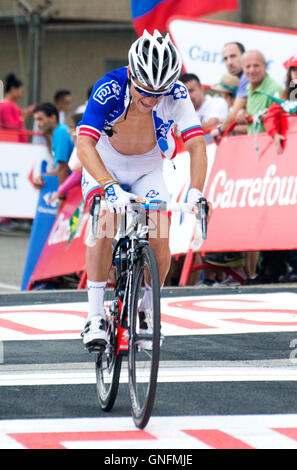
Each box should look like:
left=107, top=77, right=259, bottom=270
left=222, top=41, right=248, bottom=97
left=32, top=89, right=71, bottom=145
left=211, top=72, right=240, bottom=110
left=48, top=113, right=83, bottom=205
left=264, top=53, right=297, bottom=153
left=211, top=42, right=248, bottom=140
left=33, top=102, right=74, bottom=189
left=179, top=73, right=228, bottom=143
left=54, top=90, right=72, bottom=124
left=0, top=73, right=34, bottom=143
left=75, top=86, right=93, bottom=114
left=0, top=74, right=35, bottom=232
left=236, top=50, right=283, bottom=133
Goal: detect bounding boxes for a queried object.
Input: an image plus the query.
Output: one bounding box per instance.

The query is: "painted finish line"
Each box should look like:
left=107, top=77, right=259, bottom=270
left=2, top=414, right=297, bottom=449
left=1, top=292, right=297, bottom=340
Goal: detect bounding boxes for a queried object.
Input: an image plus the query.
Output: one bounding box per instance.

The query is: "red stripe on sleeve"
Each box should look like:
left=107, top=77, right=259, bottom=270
left=78, top=126, right=101, bottom=142
left=181, top=126, right=204, bottom=143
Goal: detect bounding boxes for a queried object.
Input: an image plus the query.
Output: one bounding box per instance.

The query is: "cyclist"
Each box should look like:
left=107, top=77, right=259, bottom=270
left=77, top=29, right=211, bottom=349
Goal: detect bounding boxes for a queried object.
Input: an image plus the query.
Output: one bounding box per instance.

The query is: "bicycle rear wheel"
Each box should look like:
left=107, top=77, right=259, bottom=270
left=128, top=244, right=161, bottom=429
left=96, top=264, right=122, bottom=411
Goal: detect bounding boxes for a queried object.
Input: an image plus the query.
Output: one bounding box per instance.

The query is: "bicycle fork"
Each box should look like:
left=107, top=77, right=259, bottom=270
left=115, top=267, right=134, bottom=356
left=116, top=298, right=129, bottom=355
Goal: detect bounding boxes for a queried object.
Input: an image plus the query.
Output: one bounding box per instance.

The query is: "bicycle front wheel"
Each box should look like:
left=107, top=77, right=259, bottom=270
left=128, top=245, right=161, bottom=429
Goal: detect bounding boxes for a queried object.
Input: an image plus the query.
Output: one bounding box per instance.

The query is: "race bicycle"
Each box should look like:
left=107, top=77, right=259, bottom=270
left=87, top=193, right=208, bottom=429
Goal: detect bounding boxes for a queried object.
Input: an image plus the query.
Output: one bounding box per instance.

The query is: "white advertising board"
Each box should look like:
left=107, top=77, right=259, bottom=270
left=168, top=17, right=297, bottom=87
left=0, top=143, right=54, bottom=218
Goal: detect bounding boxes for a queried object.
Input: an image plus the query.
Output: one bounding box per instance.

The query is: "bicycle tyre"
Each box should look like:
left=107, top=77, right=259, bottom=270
left=128, top=244, right=161, bottom=429
left=96, top=350, right=122, bottom=411
left=95, top=263, right=122, bottom=412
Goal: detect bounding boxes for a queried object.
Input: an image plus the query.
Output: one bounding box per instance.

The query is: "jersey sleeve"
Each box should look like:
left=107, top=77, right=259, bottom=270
left=171, top=82, right=204, bottom=143
left=78, top=75, right=121, bottom=142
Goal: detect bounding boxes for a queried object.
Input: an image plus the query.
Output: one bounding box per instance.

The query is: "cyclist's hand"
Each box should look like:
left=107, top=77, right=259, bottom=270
left=187, top=188, right=203, bottom=208
left=105, top=183, right=138, bottom=214
left=188, top=188, right=212, bottom=222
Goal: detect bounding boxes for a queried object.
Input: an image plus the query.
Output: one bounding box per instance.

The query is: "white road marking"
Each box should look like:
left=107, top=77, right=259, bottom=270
left=0, top=282, right=19, bottom=291
left=1, top=360, right=297, bottom=386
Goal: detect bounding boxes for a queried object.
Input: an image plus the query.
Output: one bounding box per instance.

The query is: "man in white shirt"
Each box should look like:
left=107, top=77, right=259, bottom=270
left=179, top=73, right=228, bottom=143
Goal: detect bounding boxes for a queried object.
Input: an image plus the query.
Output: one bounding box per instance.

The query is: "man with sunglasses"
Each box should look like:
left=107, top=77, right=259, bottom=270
left=77, top=29, right=210, bottom=349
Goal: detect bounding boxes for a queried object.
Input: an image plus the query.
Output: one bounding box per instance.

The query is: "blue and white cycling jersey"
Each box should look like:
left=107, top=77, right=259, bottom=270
left=78, top=67, right=203, bottom=160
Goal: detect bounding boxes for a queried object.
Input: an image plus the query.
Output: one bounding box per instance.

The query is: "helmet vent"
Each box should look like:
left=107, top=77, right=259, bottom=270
left=128, top=29, right=181, bottom=90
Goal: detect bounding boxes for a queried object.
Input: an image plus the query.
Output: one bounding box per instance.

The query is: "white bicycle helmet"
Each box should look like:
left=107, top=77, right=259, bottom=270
left=128, top=29, right=182, bottom=91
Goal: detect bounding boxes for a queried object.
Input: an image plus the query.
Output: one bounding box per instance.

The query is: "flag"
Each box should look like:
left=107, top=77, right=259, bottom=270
left=131, top=0, right=238, bottom=36
left=68, top=199, right=85, bottom=246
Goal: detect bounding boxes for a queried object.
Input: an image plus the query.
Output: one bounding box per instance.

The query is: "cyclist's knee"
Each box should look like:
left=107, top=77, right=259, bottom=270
left=150, top=239, right=170, bottom=263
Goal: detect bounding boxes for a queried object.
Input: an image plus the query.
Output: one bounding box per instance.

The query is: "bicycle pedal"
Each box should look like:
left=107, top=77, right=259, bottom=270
left=85, top=340, right=107, bottom=354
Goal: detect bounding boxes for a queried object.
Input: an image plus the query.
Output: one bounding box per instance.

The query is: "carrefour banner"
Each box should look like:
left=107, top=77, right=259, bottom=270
left=202, top=116, right=297, bottom=252
left=168, top=18, right=297, bottom=87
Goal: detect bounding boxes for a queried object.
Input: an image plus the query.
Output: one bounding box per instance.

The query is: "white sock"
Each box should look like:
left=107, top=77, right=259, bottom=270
left=139, top=282, right=153, bottom=311
left=87, top=280, right=107, bottom=321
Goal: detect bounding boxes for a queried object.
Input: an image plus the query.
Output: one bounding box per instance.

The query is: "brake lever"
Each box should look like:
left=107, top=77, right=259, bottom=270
left=89, top=193, right=101, bottom=237
left=195, top=197, right=209, bottom=240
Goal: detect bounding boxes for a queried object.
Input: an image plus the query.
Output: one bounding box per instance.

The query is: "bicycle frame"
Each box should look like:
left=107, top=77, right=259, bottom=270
left=110, top=206, right=152, bottom=357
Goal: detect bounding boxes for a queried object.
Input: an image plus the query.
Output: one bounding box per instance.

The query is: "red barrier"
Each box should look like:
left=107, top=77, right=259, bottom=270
left=0, top=128, right=42, bottom=142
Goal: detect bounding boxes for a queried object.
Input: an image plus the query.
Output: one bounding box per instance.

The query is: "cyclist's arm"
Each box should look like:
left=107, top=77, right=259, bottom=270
left=185, top=135, right=212, bottom=220
left=185, top=135, right=207, bottom=193
left=77, top=135, right=113, bottom=183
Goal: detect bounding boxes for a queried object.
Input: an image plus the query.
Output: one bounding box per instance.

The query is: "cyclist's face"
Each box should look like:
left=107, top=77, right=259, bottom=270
left=130, top=77, right=164, bottom=113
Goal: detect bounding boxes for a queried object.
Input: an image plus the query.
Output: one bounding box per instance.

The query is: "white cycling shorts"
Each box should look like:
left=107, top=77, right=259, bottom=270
left=82, top=134, right=170, bottom=205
